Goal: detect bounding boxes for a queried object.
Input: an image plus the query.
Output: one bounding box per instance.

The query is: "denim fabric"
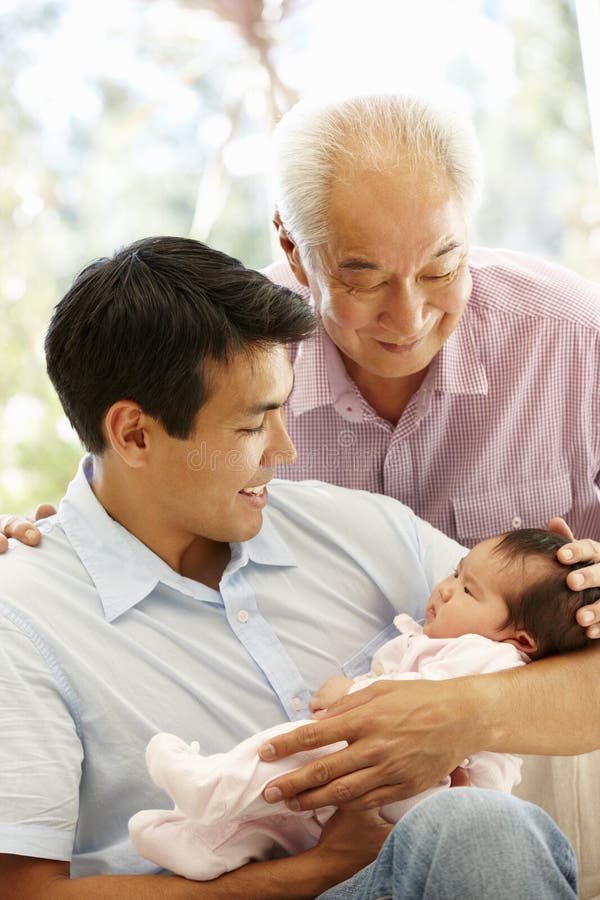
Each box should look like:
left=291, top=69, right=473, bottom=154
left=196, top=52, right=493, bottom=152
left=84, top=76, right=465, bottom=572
left=317, top=789, right=577, bottom=900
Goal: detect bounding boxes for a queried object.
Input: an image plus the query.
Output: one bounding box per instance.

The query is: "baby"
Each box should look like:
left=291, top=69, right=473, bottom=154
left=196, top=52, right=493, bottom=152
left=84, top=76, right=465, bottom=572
left=129, top=528, right=597, bottom=880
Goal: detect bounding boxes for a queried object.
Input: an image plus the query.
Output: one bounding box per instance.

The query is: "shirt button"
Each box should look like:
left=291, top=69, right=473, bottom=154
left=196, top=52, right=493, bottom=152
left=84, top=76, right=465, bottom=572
left=237, top=610, right=249, bottom=623
left=511, top=515, right=522, bottom=529
left=337, top=392, right=357, bottom=417
left=372, top=663, right=385, bottom=676
left=292, top=697, right=302, bottom=711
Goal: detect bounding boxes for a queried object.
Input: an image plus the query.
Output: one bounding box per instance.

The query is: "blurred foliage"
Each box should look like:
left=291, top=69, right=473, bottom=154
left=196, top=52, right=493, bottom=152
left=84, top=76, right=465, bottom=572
left=470, top=0, right=600, bottom=275
left=0, top=0, right=599, bottom=514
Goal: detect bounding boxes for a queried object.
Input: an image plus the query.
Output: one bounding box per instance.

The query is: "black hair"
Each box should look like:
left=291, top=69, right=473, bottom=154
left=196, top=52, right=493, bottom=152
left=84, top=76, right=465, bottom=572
left=45, top=236, right=317, bottom=453
left=494, top=528, right=599, bottom=659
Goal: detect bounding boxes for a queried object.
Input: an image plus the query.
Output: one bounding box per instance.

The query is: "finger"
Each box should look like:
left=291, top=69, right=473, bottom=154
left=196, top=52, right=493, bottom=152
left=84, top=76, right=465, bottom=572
left=547, top=517, right=574, bottom=541
left=308, top=695, right=323, bottom=713
left=270, top=762, right=406, bottom=812
left=259, top=717, right=359, bottom=764
left=315, top=683, right=386, bottom=719
left=0, top=515, right=41, bottom=545
left=34, top=503, right=57, bottom=521
left=262, top=741, right=365, bottom=806
left=340, top=781, right=422, bottom=811
left=558, top=539, right=600, bottom=567
left=285, top=765, right=426, bottom=813
left=576, top=603, right=600, bottom=638
left=0, top=533, right=8, bottom=554
left=566, top=559, right=600, bottom=591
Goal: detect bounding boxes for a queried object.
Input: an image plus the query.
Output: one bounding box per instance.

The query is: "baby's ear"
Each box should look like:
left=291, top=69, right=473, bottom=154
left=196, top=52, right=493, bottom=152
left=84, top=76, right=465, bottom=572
left=503, top=629, right=538, bottom=656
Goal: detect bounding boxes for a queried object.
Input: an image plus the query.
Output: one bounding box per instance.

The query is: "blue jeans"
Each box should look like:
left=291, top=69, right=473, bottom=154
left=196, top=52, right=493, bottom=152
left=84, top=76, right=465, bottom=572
left=317, top=789, right=577, bottom=899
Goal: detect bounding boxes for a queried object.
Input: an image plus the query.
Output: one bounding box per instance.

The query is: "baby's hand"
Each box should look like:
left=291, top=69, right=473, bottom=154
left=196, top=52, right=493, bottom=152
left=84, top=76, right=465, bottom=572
left=310, top=675, right=354, bottom=716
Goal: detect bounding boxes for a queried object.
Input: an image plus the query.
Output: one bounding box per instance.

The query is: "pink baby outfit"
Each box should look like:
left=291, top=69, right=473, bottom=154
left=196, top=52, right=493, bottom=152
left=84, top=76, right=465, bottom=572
left=129, top=615, right=527, bottom=880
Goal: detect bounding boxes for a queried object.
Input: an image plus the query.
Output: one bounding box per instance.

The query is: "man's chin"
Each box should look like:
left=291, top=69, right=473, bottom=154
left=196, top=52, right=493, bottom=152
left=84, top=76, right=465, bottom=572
left=231, top=512, right=264, bottom=544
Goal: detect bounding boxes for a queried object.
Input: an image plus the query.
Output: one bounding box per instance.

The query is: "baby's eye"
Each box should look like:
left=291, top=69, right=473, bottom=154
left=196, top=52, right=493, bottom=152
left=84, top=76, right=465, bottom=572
left=452, top=568, right=459, bottom=578
left=463, top=585, right=471, bottom=595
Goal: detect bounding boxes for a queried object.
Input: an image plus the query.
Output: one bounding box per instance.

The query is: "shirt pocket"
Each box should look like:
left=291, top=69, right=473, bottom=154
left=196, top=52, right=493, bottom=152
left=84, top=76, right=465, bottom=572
left=341, top=623, right=399, bottom=679
left=452, top=474, right=572, bottom=545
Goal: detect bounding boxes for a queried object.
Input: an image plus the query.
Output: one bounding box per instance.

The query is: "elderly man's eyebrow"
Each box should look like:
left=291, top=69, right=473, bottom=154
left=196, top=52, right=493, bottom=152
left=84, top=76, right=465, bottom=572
left=433, top=240, right=463, bottom=259
left=339, top=241, right=464, bottom=271
left=338, top=258, right=379, bottom=271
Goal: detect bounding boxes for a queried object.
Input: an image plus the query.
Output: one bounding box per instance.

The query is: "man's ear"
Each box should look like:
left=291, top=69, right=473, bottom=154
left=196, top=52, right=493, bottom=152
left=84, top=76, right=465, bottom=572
left=273, top=210, right=310, bottom=288
left=502, top=629, right=538, bottom=656
left=103, top=401, right=150, bottom=468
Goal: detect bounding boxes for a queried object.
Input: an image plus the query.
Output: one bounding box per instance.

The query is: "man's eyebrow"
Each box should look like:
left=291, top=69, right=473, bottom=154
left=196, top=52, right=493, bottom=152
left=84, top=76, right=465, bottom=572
left=433, top=240, right=463, bottom=259
left=338, top=241, right=463, bottom=271
left=338, top=258, right=379, bottom=271
left=242, top=371, right=295, bottom=416
left=245, top=401, right=283, bottom=415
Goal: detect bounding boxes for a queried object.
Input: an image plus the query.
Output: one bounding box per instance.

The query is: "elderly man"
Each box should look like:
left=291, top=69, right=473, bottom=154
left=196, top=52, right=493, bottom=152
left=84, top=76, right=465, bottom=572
left=267, top=93, right=600, bottom=549
left=256, top=93, right=600, bottom=894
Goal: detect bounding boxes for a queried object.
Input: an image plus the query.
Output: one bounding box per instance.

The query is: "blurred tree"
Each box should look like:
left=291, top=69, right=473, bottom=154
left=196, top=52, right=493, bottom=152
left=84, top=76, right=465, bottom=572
left=471, top=0, right=600, bottom=277
left=0, top=0, right=300, bottom=513
left=0, top=0, right=598, bottom=515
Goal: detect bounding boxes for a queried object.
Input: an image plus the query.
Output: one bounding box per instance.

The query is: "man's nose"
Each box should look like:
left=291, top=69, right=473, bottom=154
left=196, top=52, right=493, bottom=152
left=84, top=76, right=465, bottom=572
left=262, top=414, right=297, bottom=467
left=376, top=283, right=425, bottom=335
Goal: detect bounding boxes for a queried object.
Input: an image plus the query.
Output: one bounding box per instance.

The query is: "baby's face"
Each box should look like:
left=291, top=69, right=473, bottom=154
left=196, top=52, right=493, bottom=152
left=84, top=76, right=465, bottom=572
left=423, top=538, right=515, bottom=641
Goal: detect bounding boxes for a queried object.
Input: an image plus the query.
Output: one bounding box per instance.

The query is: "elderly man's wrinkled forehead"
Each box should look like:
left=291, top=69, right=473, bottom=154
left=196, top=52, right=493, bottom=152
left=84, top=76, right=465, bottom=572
left=331, top=148, right=458, bottom=211
left=312, top=155, right=467, bottom=274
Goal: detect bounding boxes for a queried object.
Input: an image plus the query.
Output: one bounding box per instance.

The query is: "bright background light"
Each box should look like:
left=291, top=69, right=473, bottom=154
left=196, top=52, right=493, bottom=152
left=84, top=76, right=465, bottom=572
left=1, top=0, right=599, bottom=512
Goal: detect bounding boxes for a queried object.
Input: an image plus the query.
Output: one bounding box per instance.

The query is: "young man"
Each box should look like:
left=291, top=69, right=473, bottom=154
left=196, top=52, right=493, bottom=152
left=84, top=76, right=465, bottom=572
left=0, top=236, right=576, bottom=898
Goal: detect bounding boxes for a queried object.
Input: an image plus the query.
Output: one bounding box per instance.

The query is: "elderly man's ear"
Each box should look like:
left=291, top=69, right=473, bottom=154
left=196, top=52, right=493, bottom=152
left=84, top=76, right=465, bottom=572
left=273, top=211, right=310, bottom=288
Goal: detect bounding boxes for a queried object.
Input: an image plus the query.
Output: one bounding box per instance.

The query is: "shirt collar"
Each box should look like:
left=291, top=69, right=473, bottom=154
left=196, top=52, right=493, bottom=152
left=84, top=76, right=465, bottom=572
left=431, top=308, right=488, bottom=396
left=289, top=324, right=366, bottom=423
left=58, top=457, right=297, bottom=623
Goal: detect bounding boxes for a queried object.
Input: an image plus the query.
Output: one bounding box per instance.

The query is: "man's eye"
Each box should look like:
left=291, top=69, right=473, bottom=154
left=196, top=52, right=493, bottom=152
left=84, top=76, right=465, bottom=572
left=423, top=271, right=453, bottom=281
left=346, top=282, right=387, bottom=294
left=242, top=423, right=265, bottom=435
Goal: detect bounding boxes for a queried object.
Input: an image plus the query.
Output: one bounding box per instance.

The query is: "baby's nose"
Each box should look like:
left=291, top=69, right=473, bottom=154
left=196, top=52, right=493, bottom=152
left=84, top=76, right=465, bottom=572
left=439, top=583, right=452, bottom=602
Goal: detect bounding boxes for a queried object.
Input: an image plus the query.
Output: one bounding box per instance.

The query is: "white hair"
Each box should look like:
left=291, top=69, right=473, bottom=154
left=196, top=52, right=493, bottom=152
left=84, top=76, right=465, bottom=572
left=273, top=93, right=483, bottom=261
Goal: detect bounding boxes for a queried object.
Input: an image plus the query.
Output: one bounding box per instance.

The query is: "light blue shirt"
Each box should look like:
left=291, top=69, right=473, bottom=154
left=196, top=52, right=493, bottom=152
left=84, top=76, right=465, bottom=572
left=0, top=457, right=462, bottom=876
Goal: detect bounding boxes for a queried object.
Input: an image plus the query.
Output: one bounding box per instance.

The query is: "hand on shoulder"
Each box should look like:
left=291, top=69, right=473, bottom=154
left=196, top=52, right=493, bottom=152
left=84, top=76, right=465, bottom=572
left=0, top=505, right=56, bottom=553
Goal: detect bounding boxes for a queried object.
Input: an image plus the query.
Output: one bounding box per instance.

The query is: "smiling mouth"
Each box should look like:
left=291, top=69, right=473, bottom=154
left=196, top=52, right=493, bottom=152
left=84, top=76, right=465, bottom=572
left=239, top=483, right=268, bottom=496
left=237, top=482, right=269, bottom=510
left=374, top=336, right=424, bottom=353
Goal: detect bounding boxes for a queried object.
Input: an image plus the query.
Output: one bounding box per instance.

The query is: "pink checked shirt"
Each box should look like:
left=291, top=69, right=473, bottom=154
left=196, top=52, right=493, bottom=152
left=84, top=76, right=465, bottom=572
left=264, top=248, right=600, bottom=547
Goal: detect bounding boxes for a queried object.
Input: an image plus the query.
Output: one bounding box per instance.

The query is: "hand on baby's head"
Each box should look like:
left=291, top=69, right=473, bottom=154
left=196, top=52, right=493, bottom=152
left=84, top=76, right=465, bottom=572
left=310, top=675, right=354, bottom=717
